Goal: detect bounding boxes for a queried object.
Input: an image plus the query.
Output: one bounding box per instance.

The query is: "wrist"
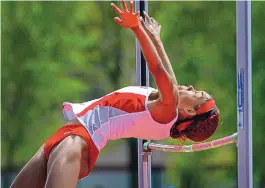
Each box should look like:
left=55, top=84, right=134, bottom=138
left=152, top=37, right=164, bottom=47
left=151, top=35, right=162, bottom=43
left=131, top=23, right=141, bottom=32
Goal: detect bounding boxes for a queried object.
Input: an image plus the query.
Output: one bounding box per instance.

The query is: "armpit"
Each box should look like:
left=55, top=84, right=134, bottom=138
left=148, top=90, right=160, bottom=101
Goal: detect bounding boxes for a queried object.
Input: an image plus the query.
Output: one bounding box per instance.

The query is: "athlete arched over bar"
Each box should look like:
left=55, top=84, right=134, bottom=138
left=10, top=1, right=220, bottom=188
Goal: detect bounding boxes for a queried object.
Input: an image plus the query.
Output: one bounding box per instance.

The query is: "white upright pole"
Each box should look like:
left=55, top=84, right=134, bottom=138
left=236, top=1, right=253, bottom=188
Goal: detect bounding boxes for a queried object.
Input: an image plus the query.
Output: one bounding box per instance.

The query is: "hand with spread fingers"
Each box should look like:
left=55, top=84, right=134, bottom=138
left=140, top=11, right=161, bottom=39
left=111, top=0, right=140, bottom=29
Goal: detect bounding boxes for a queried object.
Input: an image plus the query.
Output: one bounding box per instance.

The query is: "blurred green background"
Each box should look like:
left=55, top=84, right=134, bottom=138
left=1, top=1, right=265, bottom=188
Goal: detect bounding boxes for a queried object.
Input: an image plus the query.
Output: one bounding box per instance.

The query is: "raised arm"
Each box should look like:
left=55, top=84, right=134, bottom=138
left=111, top=1, right=178, bottom=106
left=140, top=12, right=178, bottom=85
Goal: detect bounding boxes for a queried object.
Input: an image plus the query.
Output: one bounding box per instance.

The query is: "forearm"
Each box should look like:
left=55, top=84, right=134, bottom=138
left=131, top=25, right=162, bottom=73
left=131, top=25, right=176, bottom=104
left=150, top=36, right=178, bottom=85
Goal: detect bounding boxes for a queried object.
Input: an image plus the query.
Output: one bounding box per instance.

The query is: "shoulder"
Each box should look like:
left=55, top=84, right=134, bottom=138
left=147, top=99, right=177, bottom=124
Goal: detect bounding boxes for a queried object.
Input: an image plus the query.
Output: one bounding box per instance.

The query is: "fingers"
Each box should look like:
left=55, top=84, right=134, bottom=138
left=150, top=17, right=155, bottom=24
left=129, top=0, right=133, bottom=13
left=143, top=11, right=158, bottom=25
left=139, top=16, right=145, bottom=26
left=139, top=16, right=146, bottom=26
left=121, top=0, right=128, bottom=12
left=139, top=16, right=148, bottom=30
left=114, top=17, right=123, bottom=27
left=143, top=11, right=161, bottom=29
left=111, top=3, right=123, bottom=15
left=139, top=16, right=144, bottom=23
left=143, top=11, right=151, bottom=25
left=146, top=12, right=156, bottom=24
left=143, top=11, right=150, bottom=19
left=135, top=11, right=140, bottom=17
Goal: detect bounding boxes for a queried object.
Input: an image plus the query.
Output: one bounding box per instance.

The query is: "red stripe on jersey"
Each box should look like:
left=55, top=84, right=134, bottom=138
left=76, top=92, right=146, bottom=117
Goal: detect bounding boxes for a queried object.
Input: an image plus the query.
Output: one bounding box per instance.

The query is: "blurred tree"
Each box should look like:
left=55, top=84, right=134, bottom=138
left=1, top=1, right=105, bottom=186
left=251, top=2, right=265, bottom=188
left=1, top=0, right=83, bottom=170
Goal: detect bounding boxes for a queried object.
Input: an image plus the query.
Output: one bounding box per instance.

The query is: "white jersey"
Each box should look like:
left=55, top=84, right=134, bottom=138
left=62, top=86, right=178, bottom=151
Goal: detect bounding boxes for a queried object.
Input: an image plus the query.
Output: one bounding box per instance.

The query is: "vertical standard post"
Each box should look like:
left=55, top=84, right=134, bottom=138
left=135, top=1, right=151, bottom=188
left=236, top=1, right=253, bottom=188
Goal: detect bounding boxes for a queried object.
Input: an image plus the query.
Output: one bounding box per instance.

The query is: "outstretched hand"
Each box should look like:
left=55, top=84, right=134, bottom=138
left=140, top=11, right=161, bottom=37
left=111, top=0, right=140, bottom=29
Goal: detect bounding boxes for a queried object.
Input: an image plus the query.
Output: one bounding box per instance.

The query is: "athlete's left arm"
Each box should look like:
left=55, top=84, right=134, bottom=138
left=140, top=13, right=178, bottom=85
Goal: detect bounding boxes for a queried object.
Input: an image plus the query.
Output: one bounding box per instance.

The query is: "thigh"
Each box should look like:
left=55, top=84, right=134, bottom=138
left=10, top=145, right=47, bottom=188
left=45, top=135, right=89, bottom=188
left=44, top=124, right=100, bottom=179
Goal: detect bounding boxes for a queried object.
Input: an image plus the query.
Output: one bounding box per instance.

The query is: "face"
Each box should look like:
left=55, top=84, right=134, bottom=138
left=175, top=85, right=210, bottom=116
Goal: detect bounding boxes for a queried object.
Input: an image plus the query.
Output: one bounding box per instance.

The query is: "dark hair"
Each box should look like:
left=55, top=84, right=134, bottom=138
left=170, top=108, right=220, bottom=142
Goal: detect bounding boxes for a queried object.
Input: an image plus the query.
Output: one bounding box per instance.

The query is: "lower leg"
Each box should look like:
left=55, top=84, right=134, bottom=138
left=10, top=145, right=47, bottom=188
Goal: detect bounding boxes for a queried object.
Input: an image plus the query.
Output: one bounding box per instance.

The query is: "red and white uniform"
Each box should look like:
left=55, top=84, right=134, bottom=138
left=62, top=86, right=178, bottom=151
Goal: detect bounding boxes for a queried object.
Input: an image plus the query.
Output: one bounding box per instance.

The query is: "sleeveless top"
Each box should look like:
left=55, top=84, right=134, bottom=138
left=62, top=86, right=178, bottom=151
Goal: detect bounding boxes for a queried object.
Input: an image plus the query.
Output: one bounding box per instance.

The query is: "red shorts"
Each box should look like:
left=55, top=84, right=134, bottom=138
left=44, top=124, right=99, bottom=179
